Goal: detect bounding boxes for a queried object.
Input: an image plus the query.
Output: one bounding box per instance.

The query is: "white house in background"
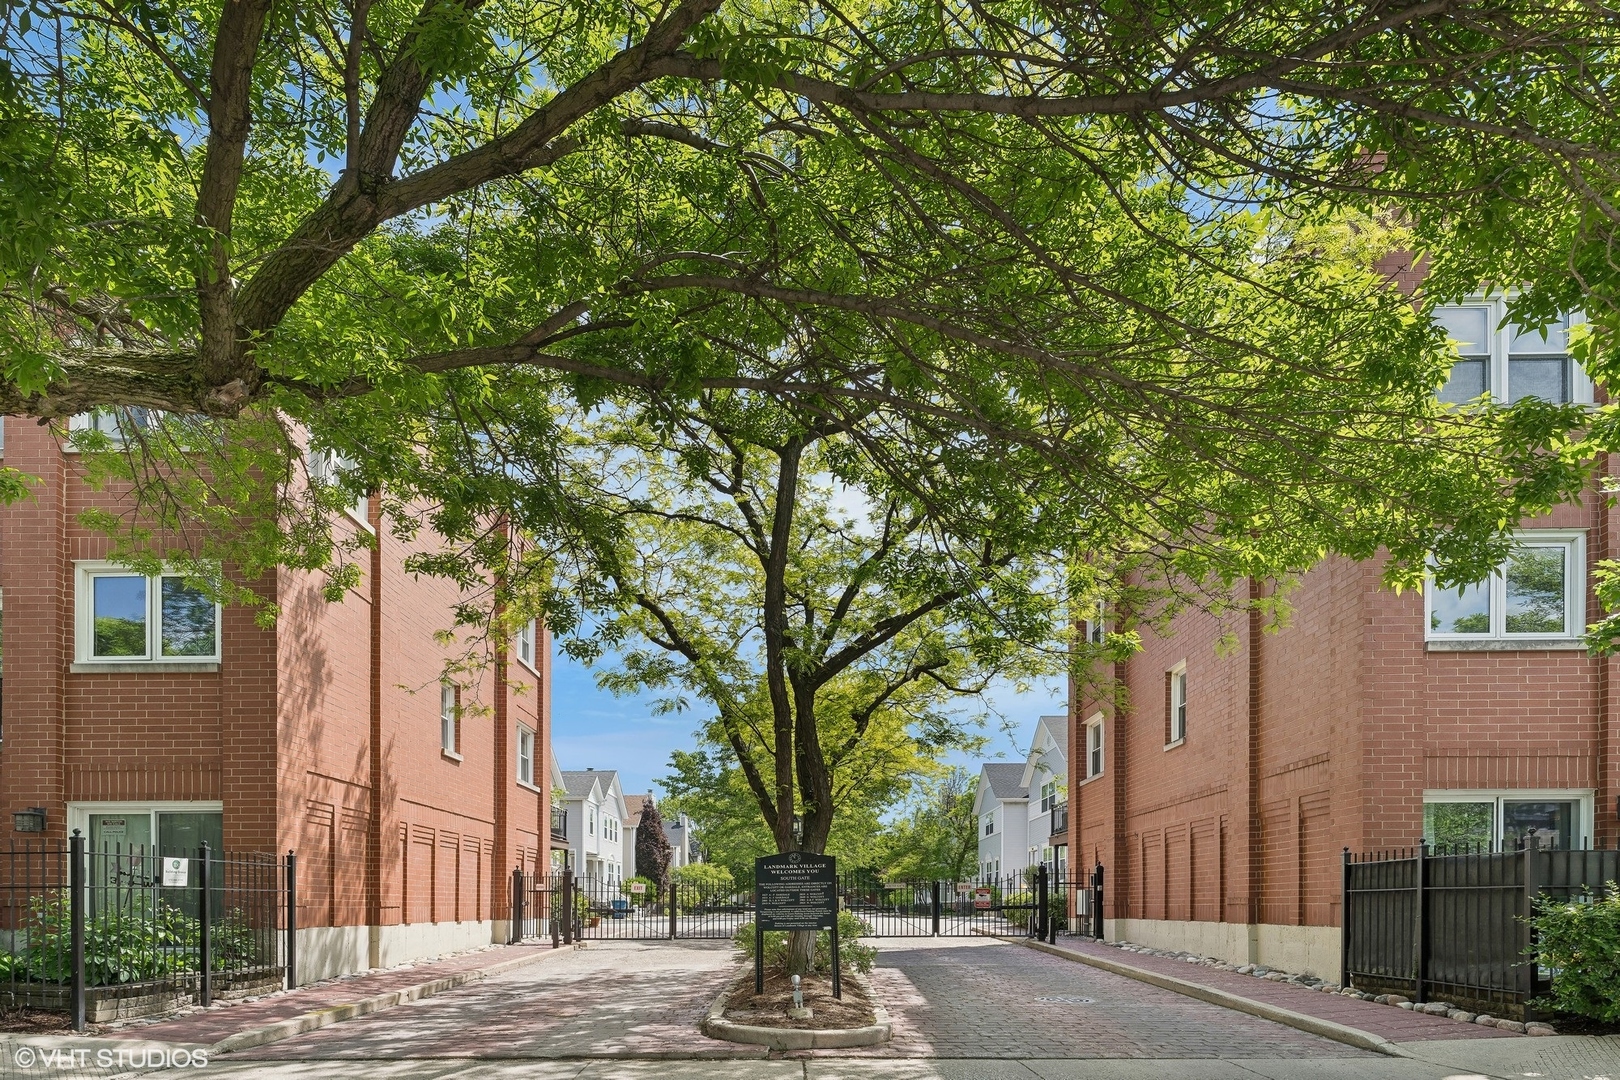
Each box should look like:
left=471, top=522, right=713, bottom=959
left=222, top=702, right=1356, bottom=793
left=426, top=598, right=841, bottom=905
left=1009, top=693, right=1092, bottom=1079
left=664, top=811, right=698, bottom=869
left=974, top=762, right=1029, bottom=881
left=1019, top=714, right=1069, bottom=878
left=550, top=757, right=571, bottom=870
left=559, top=769, right=627, bottom=885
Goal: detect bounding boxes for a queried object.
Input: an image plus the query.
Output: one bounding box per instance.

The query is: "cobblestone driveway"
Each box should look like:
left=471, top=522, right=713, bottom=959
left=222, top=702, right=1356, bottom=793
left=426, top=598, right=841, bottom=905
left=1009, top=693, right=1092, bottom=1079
left=854, top=938, right=1375, bottom=1060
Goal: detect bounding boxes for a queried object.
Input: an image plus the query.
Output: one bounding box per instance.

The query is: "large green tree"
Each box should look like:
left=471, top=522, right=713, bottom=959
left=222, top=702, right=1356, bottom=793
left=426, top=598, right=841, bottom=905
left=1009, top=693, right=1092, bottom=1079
left=1, top=2, right=1616, bottom=580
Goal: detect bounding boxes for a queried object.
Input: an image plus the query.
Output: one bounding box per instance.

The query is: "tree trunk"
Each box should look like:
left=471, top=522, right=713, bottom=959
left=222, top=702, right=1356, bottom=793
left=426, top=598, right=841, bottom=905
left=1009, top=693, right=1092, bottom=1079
left=787, top=930, right=815, bottom=976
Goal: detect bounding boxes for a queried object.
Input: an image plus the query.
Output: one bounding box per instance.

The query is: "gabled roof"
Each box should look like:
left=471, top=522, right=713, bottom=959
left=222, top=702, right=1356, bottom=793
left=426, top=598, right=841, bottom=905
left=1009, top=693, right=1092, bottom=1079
left=1022, top=713, right=1071, bottom=787
left=561, top=769, right=615, bottom=798
left=1037, top=714, right=1069, bottom=750
left=979, top=762, right=1029, bottom=801
left=624, top=794, right=650, bottom=828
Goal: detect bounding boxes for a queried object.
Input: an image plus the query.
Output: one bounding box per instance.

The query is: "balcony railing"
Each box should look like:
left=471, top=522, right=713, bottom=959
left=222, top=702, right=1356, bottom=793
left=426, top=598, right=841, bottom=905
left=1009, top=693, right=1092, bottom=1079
left=550, top=807, right=568, bottom=843
left=1049, top=801, right=1068, bottom=836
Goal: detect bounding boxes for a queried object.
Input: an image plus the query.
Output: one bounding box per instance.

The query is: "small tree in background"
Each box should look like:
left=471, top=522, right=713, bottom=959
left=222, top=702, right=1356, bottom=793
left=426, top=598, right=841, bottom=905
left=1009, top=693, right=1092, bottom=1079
left=635, top=798, right=673, bottom=891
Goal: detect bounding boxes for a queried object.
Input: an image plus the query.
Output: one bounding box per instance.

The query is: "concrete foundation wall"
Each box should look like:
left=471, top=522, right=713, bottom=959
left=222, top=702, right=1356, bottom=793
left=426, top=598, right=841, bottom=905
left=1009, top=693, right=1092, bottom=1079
left=1105, top=918, right=1341, bottom=979
left=291, top=920, right=502, bottom=983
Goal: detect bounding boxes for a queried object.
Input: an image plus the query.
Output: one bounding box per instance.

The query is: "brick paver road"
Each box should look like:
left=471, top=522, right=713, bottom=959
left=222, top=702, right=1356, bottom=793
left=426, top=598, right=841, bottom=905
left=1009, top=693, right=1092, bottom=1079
left=229, top=940, right=761, bottom=1061
left=850, top=937, right=1376, bottom=1060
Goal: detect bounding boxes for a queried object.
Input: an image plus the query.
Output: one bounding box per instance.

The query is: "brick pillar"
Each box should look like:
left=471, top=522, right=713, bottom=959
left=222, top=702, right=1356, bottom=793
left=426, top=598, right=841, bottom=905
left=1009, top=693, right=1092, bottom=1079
left=366, top=493, right=385, bottom=963
left=221, top=572, right=279, bottom=852
left=1597, top=453, right=1620, bottom=850
left=0, top=420, right=69, bottom=842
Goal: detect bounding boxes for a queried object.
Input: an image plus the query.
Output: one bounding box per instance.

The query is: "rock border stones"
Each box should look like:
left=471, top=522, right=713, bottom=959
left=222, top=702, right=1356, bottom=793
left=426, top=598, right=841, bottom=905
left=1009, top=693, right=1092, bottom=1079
left=699, top=973, right=892, bottom=1051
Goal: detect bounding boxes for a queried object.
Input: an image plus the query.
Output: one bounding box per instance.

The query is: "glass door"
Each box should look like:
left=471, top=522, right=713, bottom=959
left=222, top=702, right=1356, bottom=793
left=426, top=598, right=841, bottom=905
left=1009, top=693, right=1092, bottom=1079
left=157, top=812, right=224, bottom=919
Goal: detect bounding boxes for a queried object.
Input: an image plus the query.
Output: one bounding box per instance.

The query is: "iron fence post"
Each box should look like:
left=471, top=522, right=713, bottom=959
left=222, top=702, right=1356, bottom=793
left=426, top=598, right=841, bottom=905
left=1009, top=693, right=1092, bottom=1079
left=199, top=841, right=212, bottom=1007
left=1034, top=863, right=1049, bottom=940
left=70, top=830, right=85, bottom=1032
left=510, top=866, right=524, bottom=944
left=1413, top=841, right=1427, bottom=1004
left=669, top=879, right=678, bottom=939
left=285, top=851, right=297, bottom=989
left=1092, top=862, right=1105, bottom=940
left=1520, top=842, right=1538, bottom=1010
left=1340, top=847, right=1351, bottom=989
left=561, top=868, right=574, bottom=945
left=931, top=881, right=941, bottom=936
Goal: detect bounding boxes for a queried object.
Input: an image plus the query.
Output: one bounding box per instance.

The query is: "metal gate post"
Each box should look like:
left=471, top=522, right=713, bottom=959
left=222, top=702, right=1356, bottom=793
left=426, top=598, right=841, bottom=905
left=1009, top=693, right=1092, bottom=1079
left=285, top=851, right=298, bottom=989
left=199, top=841, right=213, bottom=1007
left=1520, top=843, right=1539, bottom=1009
left=1340, top=847, right=1352, bottom=989
left=1034, top=864, right=1049, bottom=940
left=668, top=880, right=678, bottom=939
left=1413, top=841, right=1427, bottom=1004
left=510, top=866, right=524, bottom=944
left=561, top=868, right=574, bottom=945
left=70, top=830, right=85, bottom=1032
left=1092, top=863, right=1105, bottom=941
left=931, top=881, right=941, bottom=936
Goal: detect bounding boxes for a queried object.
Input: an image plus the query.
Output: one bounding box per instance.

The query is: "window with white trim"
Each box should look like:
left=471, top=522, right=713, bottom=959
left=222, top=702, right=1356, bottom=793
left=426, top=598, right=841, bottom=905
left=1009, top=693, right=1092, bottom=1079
left=1423, top=791, right=1592, bottom=852
left=1168, top=664, right=1187, bottom=744
left=68, top=409, right=158, bottom=445
left=982, top=811, right=995, bottom=836
left=1435, top=300, right=1591, bottom=405
left=517, top=726, right=535, bottom=786
left=1082, top=600, right=1107, bottom=645
left=75, top=563, right=219, bottom=663
left=515, top=619, right=537, bottom=671
left=440, top=683, right=459, bottom=755
left=1039, top=781, right=1058, bottom=813
left=1085, top=718, right=1104, bottom=779
left=306, top=447, right=370, bottom=525
left=1427, top=531, right=1585, bottom=641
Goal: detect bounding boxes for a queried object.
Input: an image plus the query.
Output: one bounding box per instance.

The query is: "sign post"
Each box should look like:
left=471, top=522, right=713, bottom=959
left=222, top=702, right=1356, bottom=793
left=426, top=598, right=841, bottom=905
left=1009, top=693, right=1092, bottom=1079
left=754, top=852, right=840, bottom=998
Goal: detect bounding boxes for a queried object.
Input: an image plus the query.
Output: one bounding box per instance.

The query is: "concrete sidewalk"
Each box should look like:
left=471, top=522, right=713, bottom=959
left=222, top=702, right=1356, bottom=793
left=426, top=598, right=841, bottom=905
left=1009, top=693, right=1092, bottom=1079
left=1034, top=936, right=1521, bottom=1046
left=103, top=941, right=562, bottom=1051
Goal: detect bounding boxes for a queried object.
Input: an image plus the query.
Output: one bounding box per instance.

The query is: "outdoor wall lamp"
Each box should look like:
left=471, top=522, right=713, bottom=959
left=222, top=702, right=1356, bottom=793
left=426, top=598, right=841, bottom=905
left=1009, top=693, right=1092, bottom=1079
left=12, top=807, right=46, bottom=833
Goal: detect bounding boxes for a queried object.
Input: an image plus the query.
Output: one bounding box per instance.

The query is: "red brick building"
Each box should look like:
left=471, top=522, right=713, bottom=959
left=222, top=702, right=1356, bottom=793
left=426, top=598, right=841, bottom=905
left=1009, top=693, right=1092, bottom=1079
left=1067, top=297, right=1620, bottom=976
left=0, top=417, right=556, bottom=980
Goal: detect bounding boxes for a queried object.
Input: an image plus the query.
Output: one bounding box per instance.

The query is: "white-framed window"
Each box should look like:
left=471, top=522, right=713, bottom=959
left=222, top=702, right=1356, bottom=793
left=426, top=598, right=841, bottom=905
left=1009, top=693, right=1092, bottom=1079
left=1427, top=531, right=1585, bottom=641
left=1082, top=600, right=1107, bottom=645
left=515, top=619, right=537, bottom=671
left=517, top=725, right=535, bottom=786
left=604, top=816, right=618, bottom=842
left=1085, top=717, right=1104, bottom=779
left=74, top=562, right=220, bottom=663
left=1423, top=790, right=1594, bottom=852
left=588, top=809, right=596, bottom=836
left=440, top=683, right=459, bottom=756
left=1167, top=663, right=1187, bottom=745
left=982, top=811, right=995, bottom=836
left=67, top=408, right=158, bottom=446
left=1039, top=781, right=1058, bottom=813
left=1435, top=299, right=1591, bottom=406
left=306, top=447, right=371, bottom=526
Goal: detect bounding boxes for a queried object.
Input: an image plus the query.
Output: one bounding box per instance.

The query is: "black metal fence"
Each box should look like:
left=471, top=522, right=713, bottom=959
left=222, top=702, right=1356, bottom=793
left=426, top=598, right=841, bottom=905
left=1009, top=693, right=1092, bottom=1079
left=1342, top=843, right=1620, bottom=1019
left=511, top=863, right=1106, bottom=943
left=2, top=834, right=297, bottom=1029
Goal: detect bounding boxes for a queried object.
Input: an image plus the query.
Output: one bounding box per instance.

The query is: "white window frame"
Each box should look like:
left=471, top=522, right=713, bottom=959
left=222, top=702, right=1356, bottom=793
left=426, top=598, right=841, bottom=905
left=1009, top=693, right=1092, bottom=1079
left=588, top=809, right=596, bottom=837
left=515, top=619, right=538, bottom=673
left=1083, top=600, right=1107, bottom=646
left=74, top=562, right=221, bottom=665
left=1434, top=297, right=1592, bottom=405
left=1422, top=790, right=1595, bottom=850
left=440, top=683, right=460, bottom=758
left=67, top=801, right=226, bottom=848
left=306, top=447, right=372, bottom=529
left=1425, top=530, right=1586, bottom=642
left=517, top=725, right=536, bottom=788
left=983, top=811, right=995, bottom=837
left=1039, top=781, right=1057, bottom=813
left=1084, top=716, right=1105, bottom=780
left=65, top=409, right=159, bottom=448
left=1167, top=662, right=1188, bottom=747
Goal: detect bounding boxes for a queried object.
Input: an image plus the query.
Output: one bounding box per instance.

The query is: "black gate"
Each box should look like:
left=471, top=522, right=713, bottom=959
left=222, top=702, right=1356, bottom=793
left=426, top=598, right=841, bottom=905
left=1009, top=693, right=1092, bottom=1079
left=1342, top=843, right=1620, bottom=1019
left=508, top=869, right=749, bottom=942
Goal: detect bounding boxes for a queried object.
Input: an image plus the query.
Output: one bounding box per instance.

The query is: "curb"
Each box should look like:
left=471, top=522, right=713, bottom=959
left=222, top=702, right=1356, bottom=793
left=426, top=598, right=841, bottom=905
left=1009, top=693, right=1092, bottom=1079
left=1007, top=937, right=1411, bottom=1059
left=208, top=946, right=561, bottom=1055
left=700, top=976, right=893, bottom=1051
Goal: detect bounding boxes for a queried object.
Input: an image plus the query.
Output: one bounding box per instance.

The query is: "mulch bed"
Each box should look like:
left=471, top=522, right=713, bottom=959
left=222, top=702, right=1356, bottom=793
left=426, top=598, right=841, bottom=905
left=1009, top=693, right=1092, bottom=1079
left=1542, top=1013, right=1620, bottom=1036
left=723, top=970, right=876, bottom=1030
left=0, top=1008, right=87, bottom=1035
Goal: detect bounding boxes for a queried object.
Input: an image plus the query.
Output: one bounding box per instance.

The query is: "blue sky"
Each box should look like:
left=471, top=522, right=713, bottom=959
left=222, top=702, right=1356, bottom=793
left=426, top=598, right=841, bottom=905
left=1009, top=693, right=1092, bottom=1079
left=548, top=639, right=1066, bottom=797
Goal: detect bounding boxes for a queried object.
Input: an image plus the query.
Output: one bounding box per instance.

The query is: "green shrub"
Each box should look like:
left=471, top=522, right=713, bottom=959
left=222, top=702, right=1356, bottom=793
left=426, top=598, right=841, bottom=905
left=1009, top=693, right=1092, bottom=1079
left=733, top=911, right=877, bottom=976
left=13, top=892, right=264, bottom=986
left=1531, top=883, right=1620, bottom=1022
left=672, top=863, right=735, bottom=893
left=1004, top=891, right=1033, bottom=929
